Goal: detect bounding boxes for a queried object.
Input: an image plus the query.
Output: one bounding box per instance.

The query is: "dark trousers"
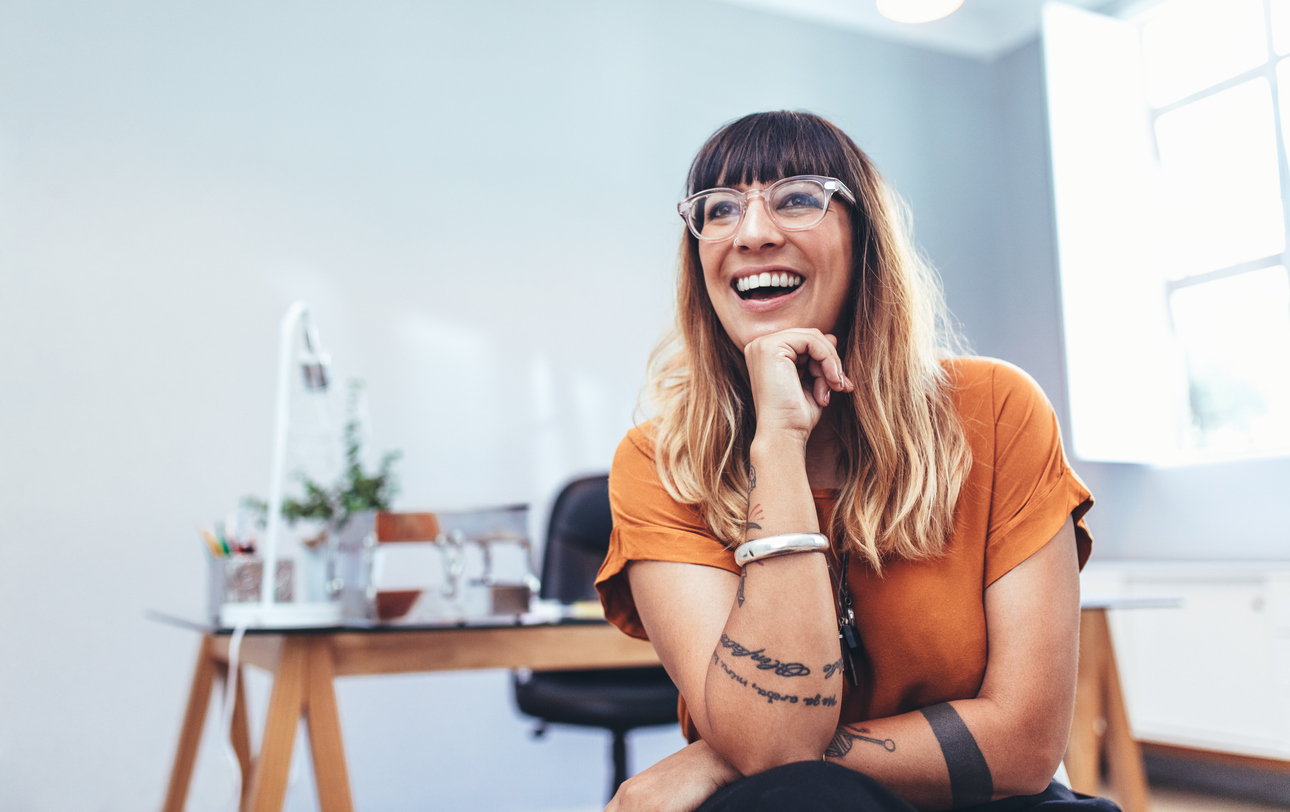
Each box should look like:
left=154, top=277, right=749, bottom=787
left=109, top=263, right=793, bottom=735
left=694, top=761, right=1122, bottom=812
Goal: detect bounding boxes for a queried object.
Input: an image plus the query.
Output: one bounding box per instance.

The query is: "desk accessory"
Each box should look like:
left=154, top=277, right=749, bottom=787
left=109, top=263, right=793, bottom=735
left=337, top=506, right=540, bottom=624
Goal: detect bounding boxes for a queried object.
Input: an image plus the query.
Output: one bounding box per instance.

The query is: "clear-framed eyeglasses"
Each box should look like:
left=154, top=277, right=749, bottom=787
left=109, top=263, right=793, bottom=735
left=677, top=175, right=857, bottom=242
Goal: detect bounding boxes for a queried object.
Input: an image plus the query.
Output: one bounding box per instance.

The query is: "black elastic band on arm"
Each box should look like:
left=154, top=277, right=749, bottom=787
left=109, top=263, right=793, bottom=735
left=919, top=702, right=993, bottom=807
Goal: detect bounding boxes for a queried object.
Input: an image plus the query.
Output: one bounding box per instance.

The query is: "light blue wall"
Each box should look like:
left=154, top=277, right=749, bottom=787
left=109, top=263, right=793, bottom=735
left=0, top=1, right=1004, bottom=810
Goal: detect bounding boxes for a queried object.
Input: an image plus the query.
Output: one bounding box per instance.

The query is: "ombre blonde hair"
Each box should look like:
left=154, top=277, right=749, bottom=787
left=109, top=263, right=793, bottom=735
left=646, top=111, right=971, bottom=572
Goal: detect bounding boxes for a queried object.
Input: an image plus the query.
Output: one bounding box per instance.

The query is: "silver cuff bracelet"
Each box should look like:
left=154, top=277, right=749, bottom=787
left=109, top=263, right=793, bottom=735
left=734, top=533, right=829, bottom=567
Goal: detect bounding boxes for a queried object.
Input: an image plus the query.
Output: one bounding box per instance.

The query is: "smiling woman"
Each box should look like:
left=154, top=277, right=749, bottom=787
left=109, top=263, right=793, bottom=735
left=594, top=112, right=1119, bottom=812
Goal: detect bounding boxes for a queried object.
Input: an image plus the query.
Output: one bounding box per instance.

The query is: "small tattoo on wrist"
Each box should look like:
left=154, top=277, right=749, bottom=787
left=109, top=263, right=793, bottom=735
left=825, top=725, right=896, bottom=758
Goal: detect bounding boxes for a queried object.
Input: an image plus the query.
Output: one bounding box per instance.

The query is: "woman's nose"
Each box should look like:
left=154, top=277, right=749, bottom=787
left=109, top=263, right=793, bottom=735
left=734, top=194, right=784, bottom=250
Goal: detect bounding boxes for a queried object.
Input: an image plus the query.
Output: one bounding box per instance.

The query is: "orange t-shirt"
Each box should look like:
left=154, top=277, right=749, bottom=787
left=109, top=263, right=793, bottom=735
left=594, top=357, right=1093, bottom=743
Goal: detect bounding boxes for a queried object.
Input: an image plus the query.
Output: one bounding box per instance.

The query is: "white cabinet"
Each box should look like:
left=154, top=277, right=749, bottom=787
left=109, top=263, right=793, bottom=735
left=1080, top=562, right=1290, bottom=760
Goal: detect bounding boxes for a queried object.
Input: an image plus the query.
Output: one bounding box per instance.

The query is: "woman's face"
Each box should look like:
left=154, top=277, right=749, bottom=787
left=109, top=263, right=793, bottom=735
left=698, top=179, right=854, bottom=351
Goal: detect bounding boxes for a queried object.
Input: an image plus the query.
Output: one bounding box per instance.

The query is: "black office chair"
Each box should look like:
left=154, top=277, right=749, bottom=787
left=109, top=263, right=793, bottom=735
left=513, top=474, right=680, bottom=800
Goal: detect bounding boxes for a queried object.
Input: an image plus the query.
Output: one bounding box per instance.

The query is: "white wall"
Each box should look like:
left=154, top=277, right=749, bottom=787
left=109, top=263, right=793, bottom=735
left=984, top=39, right=1290, bottom=563
left=0, top=1, right=1003, bottom=810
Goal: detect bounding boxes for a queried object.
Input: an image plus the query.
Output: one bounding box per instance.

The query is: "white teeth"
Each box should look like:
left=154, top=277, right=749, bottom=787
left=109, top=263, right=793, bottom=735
left=736, top=272, right=805, bottom=293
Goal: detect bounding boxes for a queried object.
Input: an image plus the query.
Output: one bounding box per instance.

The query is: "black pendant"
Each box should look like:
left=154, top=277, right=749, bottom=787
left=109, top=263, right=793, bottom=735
left=839, top=609, right=861, bottom=687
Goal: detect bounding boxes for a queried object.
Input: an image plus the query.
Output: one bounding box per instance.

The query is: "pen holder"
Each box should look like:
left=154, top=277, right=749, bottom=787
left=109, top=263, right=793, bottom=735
left=208, top=555, right=294, bottom=624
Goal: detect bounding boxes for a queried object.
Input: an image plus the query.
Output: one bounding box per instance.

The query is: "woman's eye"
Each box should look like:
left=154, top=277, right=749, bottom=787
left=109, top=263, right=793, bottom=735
left=776, top=192, right=824, bottom=212
left=707, top=199, right=741, bottom=221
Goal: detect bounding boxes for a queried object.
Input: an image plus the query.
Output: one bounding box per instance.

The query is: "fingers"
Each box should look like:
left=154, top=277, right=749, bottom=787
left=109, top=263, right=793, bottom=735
left=744, top=328, right=854, bottom=435
left=753, top=328, right=854, bottom=393
left=811, top=337, right=853, bottom=393
left=814, top=375, right=831, bottom=408
left=807, top=357, right=825, bottom=383
left=804, top=357, right=831, bottom=407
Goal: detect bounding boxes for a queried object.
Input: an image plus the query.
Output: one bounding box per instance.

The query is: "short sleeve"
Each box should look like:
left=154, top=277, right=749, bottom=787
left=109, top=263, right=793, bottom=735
left=594, top=426, right=739, bottom=640
left=983, top=362, right=1093, bottom=586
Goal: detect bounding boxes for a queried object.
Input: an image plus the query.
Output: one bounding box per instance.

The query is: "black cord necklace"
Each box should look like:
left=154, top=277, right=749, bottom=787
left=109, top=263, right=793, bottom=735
left=836, top=549, right=861, bottom=687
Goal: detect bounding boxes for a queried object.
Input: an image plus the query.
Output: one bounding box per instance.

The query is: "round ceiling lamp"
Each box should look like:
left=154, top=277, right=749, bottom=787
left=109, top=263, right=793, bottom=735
left=876, top=0, right=965, bottom=23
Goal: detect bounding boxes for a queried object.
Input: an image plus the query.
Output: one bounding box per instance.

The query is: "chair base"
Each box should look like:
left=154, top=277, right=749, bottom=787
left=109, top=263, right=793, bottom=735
left=515, top=667, right=679, bottom=802
left=611, top=727, right=628, bottom=799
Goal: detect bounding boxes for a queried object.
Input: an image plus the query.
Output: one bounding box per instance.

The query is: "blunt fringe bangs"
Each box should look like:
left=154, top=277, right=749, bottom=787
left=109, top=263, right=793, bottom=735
left=687, top=111, right=858, bottom=196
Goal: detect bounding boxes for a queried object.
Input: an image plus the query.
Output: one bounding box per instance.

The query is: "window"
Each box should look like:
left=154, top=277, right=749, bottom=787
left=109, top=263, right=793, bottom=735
left=1045, top=0, right=1290, bottom=463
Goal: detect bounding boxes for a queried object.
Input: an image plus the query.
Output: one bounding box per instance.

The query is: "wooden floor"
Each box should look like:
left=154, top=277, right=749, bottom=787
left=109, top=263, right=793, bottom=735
left=1103, top=785, right=1288, bottom=811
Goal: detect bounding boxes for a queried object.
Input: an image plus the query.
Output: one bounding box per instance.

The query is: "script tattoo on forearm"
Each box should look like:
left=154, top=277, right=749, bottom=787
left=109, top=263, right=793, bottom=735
left=920, top=703, right=993, bottom=807
left=801, top=693, right=836, bottom=707
left=712, top=653, right=836, bottom=708
left=749, top=686, right=835, bottom=707
left=822, top=658, right=844, bottom=679
left=719, top=634, right=811, bottom=677
left=824, top=724, right=896, bottom=758
left=713, top=651, right=748, bottom=686
left=744, top=465, right=762, bottom=532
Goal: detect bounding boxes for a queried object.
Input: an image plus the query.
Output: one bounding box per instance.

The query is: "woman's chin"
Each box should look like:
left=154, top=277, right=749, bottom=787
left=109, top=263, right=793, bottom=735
left=731, top=316, right=837, bottom=347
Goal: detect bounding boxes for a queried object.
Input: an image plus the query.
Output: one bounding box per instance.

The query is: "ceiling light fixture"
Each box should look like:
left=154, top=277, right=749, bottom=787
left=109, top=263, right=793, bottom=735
left=876, top=0, right=964, bottom=23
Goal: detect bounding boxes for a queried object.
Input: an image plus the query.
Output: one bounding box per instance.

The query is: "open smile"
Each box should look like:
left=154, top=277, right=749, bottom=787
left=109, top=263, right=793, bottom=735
left=732, top=271, right=803, bottom=301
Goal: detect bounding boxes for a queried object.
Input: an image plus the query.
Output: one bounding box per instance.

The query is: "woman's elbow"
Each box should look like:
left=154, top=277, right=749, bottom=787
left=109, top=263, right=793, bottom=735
left=726, top=742, right=823, bottom=777
left=701, top=695, right=837, bottom=775
left=993, top=729, right=1069, bottom=797
left=1001, top=757, right=1063, bottom=798
left=707, top=722, right=832, bottom=776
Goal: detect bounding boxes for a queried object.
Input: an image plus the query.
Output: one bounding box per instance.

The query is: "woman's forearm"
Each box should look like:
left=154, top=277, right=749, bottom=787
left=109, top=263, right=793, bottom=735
left=700, top=430, right=843, bottom=774
left=822, top=522, right=1079, bottom=809
left=823, top=696, right=1066, bottom=810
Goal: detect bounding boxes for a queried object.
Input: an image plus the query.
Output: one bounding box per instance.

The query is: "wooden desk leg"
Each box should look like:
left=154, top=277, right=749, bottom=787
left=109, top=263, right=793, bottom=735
left=1065, top=609, right=1150, bottom=812
left=1097, top=612, right=1149, bottom=812
left=245, top=638, right=309, bottom=812
left=305, top=639, right=355, bottom=812
left=162, top=635, right=219, bottom=812
left=1066, top=610, right=1107, bottom=794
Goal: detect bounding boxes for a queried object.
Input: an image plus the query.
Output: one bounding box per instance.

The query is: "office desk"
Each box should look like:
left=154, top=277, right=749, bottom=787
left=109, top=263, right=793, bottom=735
left=160, top=603, right=1159, bottom=812
left=159, top=619, right=661, bottom=812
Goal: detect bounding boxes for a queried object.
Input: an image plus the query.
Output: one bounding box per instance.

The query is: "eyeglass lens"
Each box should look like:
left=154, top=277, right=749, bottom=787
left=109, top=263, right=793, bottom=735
left=688, top=178, right=833, bottom=240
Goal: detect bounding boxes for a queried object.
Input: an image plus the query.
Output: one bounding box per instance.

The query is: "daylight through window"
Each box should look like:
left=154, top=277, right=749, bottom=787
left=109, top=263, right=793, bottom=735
left=1045, top=0, right=1290, bottom=462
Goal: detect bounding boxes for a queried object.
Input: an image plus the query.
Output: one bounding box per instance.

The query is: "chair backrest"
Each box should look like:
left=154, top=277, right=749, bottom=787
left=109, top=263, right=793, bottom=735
left=540, top=474, right=612, bottom=603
